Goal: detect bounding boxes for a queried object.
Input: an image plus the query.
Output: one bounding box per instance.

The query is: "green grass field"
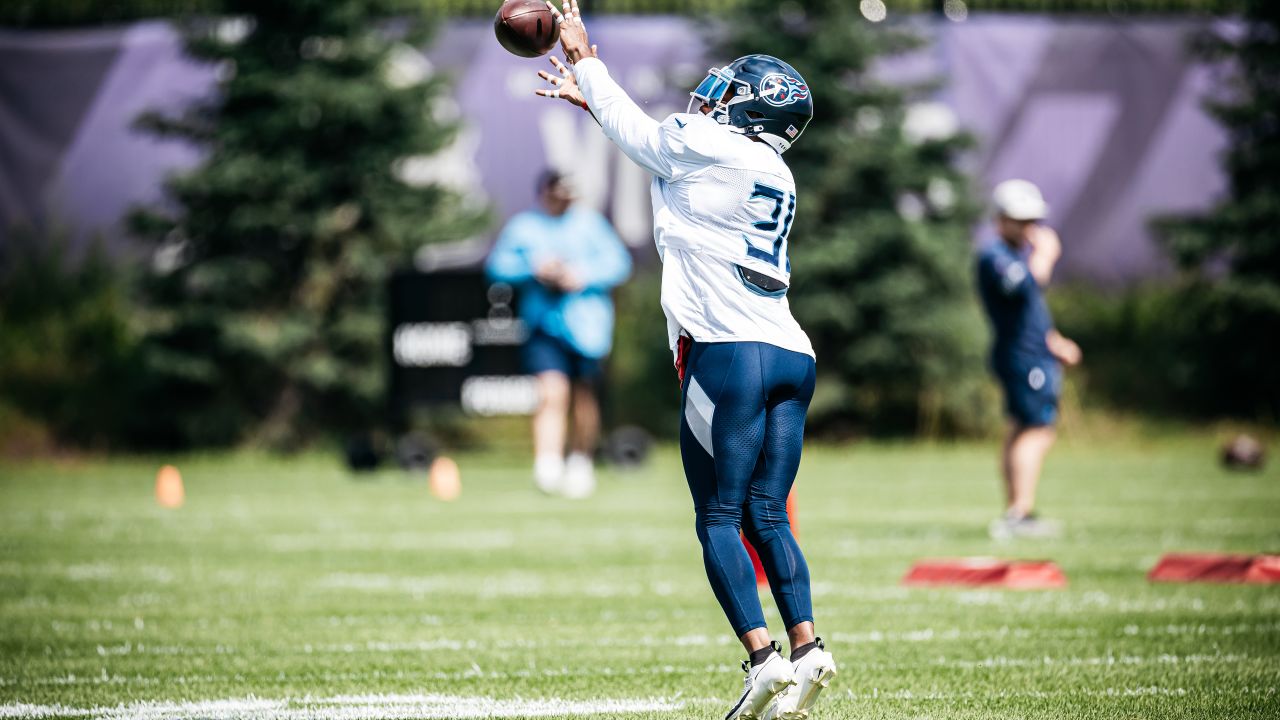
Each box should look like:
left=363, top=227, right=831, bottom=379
left=2, top=434, right=1278, bottom=719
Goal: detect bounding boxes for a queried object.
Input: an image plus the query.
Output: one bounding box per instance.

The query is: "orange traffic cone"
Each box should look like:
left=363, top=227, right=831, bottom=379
left=155, top=465, right=185, bottom=508
left=429, top=456, right=461, bottom=501
left=743, top=489, right=799, bottom=587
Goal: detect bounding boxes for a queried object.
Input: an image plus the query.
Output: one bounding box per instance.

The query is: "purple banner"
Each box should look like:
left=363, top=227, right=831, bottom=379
left=0, top=16, right=1230, bottom=282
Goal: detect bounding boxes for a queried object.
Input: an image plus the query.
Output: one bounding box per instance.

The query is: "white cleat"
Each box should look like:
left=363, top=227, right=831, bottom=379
left=725, top=644, right=796, bottom=720
left=533, top=454, right=564, bottom=495
left=561, top=452, right=596, bottom=499
left=758, top=696, right=784, bottom=720
left=776, top=639, right=837, bottom=720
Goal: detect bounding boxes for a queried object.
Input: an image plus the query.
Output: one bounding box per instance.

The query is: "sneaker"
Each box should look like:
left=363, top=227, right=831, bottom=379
left=533, top=454, right=563, bottom=495
left=988, top=513, right=1015, bottom=541
left=561, top=452, right=596, bottom=499
left=776, top=638, right=837, bottom=720
left=725, top=642, right=795, bottom=720
left=989, top=511, right=1062, bottom=540
left=1011, top=513, right=1062, bottom=539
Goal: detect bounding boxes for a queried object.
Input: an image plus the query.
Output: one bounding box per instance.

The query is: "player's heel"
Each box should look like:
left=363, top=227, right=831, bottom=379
left=778, top=642, right=837, bottom=720
left=798, top=664, right=835, bottom=706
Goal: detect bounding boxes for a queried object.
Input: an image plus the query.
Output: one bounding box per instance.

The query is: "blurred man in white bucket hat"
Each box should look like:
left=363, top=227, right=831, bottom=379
left=976, top=179, right=1082, bottom=540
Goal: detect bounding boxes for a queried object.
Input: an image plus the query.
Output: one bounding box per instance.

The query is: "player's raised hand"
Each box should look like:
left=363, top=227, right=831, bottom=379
left=1028, top=225, right=1062, bottom=262
left=546, top=0, right=596, bottom=64
left=535, top=56, right=587, bottom=109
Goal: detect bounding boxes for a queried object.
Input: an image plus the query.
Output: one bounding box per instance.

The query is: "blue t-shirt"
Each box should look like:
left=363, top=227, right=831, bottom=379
left=485, top=207, right=632, bottom=360
left=975, top=240, right=1055, bottom=372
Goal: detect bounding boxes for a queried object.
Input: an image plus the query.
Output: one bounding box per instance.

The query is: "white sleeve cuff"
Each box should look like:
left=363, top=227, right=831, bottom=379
left=572, top=56, right=606, bottom=81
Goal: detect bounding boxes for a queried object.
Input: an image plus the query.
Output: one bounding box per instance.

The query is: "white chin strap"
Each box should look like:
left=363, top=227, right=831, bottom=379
left=756, top=133, right=791, bottom=154
left=717, top=117, right=790, bottom=153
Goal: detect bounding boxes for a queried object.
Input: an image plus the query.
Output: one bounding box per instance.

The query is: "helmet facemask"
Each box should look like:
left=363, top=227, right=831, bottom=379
left=688, top=67, right=755, bottom=127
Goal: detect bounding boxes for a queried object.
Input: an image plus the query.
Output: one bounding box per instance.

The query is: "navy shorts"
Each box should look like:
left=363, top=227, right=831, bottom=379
left=998, top=359, right=1061, bottom=427
left=524, top=330, right=602, bottom=381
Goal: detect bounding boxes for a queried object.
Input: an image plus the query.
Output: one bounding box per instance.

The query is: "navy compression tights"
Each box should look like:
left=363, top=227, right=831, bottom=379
left=679, top=340, right=816, bottom=637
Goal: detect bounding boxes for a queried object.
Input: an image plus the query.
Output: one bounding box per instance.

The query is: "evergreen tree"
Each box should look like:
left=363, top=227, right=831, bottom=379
left=1154, top=0, right=1280, bottom=419
left=130, top=0, right=484, bottom=448
left=0, top=228, right=137, bottom=449
left=716, top=1, right=991, bottom=435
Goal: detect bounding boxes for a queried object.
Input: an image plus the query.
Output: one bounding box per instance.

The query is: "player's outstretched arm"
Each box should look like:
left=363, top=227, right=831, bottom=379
left=538, top=0, right=683, bottom=181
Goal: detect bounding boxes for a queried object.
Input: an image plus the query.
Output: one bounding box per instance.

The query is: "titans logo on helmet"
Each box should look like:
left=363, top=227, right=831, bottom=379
left=759, top=73, right=810, bottom=108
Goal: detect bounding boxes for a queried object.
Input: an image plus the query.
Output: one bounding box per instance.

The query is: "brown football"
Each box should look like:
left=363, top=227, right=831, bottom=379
left=494, top=0, right=560, bottom=59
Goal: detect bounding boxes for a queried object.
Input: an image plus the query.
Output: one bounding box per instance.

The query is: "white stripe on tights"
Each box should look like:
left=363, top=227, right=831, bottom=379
left=685, top=376, right=716, bottom=458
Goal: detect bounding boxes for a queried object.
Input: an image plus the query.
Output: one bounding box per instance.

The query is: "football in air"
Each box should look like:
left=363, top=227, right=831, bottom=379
left=494, top=0, right=560, bottom=58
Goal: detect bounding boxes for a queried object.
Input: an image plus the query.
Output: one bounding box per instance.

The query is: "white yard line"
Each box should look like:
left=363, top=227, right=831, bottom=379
left=0, top=693, right=684, bottom=720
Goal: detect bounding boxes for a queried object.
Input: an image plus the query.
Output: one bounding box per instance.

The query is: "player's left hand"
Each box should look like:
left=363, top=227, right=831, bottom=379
left=546, top=0, right=596, bottom=65
left=535, top=56, right=586, bottom=109
left=1046, top=330, right=1083, bottom=367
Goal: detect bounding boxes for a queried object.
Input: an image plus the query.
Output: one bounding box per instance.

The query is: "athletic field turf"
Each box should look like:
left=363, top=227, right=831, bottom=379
left=2, top=435, right=1277, bottom=719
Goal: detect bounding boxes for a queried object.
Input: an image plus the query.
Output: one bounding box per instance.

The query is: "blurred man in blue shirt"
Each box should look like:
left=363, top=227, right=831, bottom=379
left=486, top=170, right=631, bottom=498
left=976, top=180, right=1082, bottom=540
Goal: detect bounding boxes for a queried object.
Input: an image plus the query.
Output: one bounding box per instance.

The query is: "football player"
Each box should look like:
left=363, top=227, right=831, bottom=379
left=535, top=2, right=836, bottom=718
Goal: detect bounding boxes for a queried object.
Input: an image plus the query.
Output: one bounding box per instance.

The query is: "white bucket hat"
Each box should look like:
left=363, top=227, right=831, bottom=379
left=992, top=179, right=1048, bottom=221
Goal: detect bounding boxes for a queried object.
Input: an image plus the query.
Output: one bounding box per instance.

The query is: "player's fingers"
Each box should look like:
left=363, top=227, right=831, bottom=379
left=537, top=70, right=554, bottom=82
left=550, top=56, right=570, bottom=75
left=590, top=44, right=598, bottom=57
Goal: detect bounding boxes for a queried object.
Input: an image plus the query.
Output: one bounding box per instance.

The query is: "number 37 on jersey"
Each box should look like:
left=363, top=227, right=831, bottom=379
left=743, top=182, right=796, bottom=272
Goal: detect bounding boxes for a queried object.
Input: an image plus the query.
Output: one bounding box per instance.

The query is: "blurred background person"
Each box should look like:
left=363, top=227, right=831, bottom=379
left=976, top=179, right=1083, bottom=540
left=486, top=170, right=631, bottom=498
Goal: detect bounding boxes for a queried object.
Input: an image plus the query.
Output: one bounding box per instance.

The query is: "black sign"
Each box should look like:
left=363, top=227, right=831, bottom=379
left=387, top=270, right=537, bottom=419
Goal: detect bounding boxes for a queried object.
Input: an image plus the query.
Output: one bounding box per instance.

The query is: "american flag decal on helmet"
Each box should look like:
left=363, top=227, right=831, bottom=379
left=785, top=125, right=799, bottom=138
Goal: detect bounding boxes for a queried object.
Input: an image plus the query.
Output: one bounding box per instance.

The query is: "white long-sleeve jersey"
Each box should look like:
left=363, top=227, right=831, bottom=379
left=573, top=57, right=814, bottom=359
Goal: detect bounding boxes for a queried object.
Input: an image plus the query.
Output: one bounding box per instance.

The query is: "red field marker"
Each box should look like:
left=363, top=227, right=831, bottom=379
left=743, top=490, right=799, bottom=588
left=1245, top=555, right=1280, bottom=583
left=902, top=558, right=1067, bottom=589
left=1148, top=553, right=1280, bottom=584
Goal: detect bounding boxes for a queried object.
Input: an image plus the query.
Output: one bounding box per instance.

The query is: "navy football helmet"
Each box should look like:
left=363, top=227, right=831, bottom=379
left=688, top=54, right=813, bottom=154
